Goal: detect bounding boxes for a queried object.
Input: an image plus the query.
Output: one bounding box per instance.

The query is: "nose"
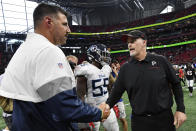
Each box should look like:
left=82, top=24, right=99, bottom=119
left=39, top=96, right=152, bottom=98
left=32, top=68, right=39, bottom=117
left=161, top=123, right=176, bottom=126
left=67, top=26, right=71, bottom=33
left=128, top=42, right=132, bottom=48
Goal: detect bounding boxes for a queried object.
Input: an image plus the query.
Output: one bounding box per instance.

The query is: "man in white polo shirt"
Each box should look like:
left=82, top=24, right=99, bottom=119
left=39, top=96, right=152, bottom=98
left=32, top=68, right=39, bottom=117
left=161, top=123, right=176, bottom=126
left=0, top=3, right=110, bottom=131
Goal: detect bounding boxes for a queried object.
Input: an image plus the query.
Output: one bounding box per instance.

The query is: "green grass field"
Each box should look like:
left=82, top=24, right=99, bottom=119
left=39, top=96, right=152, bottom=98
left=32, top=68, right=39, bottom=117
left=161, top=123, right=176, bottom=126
left=0, top=86, right=195, bottom=130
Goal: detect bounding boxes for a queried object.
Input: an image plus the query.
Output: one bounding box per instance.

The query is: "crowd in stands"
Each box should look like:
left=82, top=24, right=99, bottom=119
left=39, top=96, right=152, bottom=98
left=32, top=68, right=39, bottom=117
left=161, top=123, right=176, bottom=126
left=70, top=4, right=196, bottom=33
left=66, top=14, right=196, bottom=66
left=0, top=52, right=13, bottom=74
left=145, top=16, right=196, bottom=47
left=1, top=4, right=196, bottom=73
left=111, top=44, right=196, bottom=66
left=68, top=15, right=196, bottom=50
left=150, top=44, right=196, bottom=64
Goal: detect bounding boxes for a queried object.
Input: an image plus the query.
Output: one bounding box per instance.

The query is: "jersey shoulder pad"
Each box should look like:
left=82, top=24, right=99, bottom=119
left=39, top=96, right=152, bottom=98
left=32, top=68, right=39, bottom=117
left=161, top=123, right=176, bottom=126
left=101, top=65, right=112, bottom=76
left=74, top=63, right=92, bottom=77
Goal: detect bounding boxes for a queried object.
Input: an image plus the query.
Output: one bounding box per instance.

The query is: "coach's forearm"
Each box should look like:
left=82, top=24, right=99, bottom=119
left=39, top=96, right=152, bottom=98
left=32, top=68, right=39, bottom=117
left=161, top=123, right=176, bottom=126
left=106, top=85, right=124, bottom=108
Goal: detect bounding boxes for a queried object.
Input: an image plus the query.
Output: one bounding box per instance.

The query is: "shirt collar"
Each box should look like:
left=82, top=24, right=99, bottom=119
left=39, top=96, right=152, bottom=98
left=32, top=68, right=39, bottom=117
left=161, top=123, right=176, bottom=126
left=26, top=32, right=50, bottom=43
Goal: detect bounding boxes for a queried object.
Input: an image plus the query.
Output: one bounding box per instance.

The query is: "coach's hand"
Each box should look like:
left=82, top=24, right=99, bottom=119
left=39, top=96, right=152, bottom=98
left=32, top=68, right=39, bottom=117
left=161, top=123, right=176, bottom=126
left=99, top=102, right=111, bottom=121
left=174, top=111, right=187, bottom=128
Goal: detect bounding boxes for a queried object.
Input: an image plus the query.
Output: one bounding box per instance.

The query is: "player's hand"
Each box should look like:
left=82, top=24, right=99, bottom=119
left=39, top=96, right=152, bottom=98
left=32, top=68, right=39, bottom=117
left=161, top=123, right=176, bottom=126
left=173, top=111, right=187, bottom=128
left=98, top=102, right=110, bottom=121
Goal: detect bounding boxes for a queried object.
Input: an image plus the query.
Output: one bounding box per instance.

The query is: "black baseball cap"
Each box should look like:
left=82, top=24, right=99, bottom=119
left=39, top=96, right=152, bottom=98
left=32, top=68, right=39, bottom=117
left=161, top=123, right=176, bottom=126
left=121, top=30, right=147, bottom=42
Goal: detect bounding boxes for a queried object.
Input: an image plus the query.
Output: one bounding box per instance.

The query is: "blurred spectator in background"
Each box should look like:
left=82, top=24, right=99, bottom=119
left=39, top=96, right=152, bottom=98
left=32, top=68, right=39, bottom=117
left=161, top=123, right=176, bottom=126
left=185, top=63, right=196, bottom=96
left=109, top=59, right=128, bottom=131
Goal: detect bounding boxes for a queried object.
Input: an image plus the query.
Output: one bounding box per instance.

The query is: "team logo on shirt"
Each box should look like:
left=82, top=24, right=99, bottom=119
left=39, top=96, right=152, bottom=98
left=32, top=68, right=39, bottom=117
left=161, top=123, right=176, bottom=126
left=151, top=61, right=157, bottom=66
left=150, top=60, right=160, bottom=69
left=58, top=63, right=63, bottom=69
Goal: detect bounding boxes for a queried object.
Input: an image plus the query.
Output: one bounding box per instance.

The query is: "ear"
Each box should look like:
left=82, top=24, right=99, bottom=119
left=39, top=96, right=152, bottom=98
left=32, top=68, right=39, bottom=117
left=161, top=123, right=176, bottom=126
left=143, top=40, right=147, bottom=47
left=44, top=16, right=53, bottom=28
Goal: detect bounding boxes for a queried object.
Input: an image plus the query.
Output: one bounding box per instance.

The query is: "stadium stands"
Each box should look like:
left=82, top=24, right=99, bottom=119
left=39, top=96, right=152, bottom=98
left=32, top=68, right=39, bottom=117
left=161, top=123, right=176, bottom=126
left=1, top=4, right=196, bottom=73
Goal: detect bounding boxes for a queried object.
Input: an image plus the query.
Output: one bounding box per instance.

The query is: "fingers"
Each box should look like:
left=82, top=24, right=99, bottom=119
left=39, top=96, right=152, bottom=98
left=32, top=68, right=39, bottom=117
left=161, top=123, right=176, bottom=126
left=173, top=111, right=187, bottom=128
left=176, top=119, right=180, bottom=129
left=178, top=119, right=183, bottom=128
left=173, top=117, right=177, bottom=127
left=99, top=102, right=110, bottom=111
left=174, top=117, right=182, bottom=128
left=101, top=106, right=110, bottom=121
left=178, top=116, right=186, bottom=128
left=105, top=103, right=110, bottom=111
left=98, top=102, right=111, bottom=121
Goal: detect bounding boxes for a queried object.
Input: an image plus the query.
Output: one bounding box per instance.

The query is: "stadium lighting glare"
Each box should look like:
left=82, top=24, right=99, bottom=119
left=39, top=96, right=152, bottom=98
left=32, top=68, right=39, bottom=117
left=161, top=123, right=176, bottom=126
left=134, top=1, right=140, bottom=9
left=60, top=46, right=81, bottom=49
left=7, top=39, right=24, bottom=44
left=160, top=5, right=174, bottom=14
left=137, top=0, right=144, bottom=10
left=72, top=20, right=78, bottom=25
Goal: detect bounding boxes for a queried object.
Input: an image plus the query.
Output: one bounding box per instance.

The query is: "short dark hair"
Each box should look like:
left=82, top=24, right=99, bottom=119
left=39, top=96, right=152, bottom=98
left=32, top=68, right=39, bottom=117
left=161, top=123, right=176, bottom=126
left=111, top=59, right=119, bottom=64
left=33, top=3, right=67, bottom=29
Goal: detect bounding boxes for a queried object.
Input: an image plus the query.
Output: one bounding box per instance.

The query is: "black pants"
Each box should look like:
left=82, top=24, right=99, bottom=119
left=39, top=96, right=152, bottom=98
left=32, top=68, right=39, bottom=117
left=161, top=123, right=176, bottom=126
left=131, top=109, right=176, bottom=131
left=188, top=86, right=193, bottom=93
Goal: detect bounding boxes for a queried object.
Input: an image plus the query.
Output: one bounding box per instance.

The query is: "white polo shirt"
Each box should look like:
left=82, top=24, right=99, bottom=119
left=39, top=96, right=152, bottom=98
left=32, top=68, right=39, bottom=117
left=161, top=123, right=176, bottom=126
left=0, top=33, right=75, bottom=102
left=0, top=74, right=3, bottom=84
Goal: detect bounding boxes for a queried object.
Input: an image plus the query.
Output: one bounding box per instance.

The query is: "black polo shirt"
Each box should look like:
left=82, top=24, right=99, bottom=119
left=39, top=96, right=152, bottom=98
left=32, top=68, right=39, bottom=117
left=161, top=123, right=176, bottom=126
left=106, top=53, right=185, bottom=115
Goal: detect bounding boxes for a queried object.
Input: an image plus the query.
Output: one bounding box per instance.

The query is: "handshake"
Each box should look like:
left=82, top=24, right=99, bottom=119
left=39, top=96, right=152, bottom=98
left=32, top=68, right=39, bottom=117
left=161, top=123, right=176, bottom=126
left=98, top=102, right=111, bottom=121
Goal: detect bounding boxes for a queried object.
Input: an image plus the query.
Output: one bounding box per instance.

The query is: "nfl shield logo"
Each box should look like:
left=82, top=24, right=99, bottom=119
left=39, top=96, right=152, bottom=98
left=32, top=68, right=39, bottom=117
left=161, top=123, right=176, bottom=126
left=58, top=63, right=63, bottom=69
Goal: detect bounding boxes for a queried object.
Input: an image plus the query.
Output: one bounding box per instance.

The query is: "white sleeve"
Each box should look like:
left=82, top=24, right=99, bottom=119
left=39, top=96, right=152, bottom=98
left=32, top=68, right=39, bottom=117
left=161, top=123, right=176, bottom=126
left=33, top=46, right=73, bottom=90
left=0, top=74, right=4, bottom=85
left=74, top=63, right=89, bottom=77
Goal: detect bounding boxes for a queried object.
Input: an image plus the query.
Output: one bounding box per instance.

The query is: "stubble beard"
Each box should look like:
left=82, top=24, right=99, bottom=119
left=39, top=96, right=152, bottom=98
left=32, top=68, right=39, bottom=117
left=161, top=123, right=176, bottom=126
left=54, top=35, right=67, bottom=45
left=129, top=50, right=136, bottom=57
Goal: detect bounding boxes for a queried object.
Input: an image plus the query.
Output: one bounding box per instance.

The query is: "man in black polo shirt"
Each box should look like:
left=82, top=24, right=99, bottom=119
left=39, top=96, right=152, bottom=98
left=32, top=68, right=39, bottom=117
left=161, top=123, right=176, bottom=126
left=106, top=30, right=187, bottom=131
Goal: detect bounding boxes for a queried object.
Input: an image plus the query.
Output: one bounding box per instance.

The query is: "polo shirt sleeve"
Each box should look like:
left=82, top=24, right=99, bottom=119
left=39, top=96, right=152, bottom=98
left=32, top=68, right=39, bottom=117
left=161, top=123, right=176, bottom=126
left=106, top=64, right=126, bottom=108
left=33, top=46, right=74, bottom=99
left=43, top=87, right=102, bottom=123
left=161, top=56, right=185, bottom=113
